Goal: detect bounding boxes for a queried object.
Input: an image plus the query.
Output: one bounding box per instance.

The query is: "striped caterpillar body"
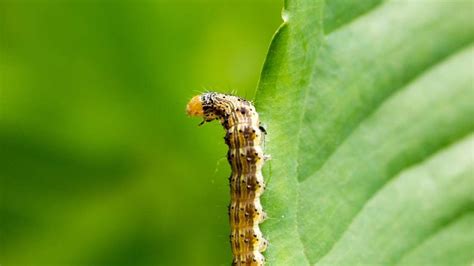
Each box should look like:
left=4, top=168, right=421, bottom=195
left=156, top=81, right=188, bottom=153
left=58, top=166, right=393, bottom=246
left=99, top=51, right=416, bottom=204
left=187, top=92, right=268, bottom=266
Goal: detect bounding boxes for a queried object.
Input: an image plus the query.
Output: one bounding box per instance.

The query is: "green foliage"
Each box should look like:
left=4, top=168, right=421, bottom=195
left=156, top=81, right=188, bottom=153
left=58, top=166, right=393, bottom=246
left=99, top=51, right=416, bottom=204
left=256, top=0, right=474, bottom=265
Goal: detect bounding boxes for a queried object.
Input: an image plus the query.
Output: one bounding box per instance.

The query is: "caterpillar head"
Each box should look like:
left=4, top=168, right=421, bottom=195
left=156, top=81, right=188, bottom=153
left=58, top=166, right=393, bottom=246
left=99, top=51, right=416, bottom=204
left=186, top=95, right=204, bottom=117
left=186, top=92, right=224, bottom=124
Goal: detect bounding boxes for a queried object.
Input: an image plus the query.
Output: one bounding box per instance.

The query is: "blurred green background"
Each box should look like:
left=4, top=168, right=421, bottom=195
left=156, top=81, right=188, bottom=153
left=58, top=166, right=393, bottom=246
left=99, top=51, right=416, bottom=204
left=0, top=0, right=281, bottom=265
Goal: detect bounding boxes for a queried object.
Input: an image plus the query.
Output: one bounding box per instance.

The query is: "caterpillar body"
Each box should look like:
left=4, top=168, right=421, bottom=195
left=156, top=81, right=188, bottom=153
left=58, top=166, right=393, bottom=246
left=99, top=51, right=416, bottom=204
left=187, top=92, right=268, bottom=266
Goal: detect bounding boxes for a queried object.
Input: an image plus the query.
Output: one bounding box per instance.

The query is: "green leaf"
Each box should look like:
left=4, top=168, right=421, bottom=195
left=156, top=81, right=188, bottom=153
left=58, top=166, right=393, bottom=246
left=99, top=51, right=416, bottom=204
left=255, top=0, right=474, bottom=265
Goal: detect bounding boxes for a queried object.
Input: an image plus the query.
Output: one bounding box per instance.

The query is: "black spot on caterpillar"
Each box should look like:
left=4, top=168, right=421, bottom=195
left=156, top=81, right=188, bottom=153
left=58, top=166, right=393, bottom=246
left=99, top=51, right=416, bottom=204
left=187, top=92, right=268, bottom=266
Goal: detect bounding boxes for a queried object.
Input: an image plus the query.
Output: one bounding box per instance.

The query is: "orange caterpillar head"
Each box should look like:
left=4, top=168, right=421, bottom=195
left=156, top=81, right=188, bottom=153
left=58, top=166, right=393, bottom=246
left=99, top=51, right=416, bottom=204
left=186, top=95, right=204, bottom=117
left=186, top=92, right=222, bottom=124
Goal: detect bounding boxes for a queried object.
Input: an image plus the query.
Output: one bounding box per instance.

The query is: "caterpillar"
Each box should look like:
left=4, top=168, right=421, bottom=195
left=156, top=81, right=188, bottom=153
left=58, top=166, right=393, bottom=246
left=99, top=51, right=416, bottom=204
left=186, top=92, right=268, bottom=266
